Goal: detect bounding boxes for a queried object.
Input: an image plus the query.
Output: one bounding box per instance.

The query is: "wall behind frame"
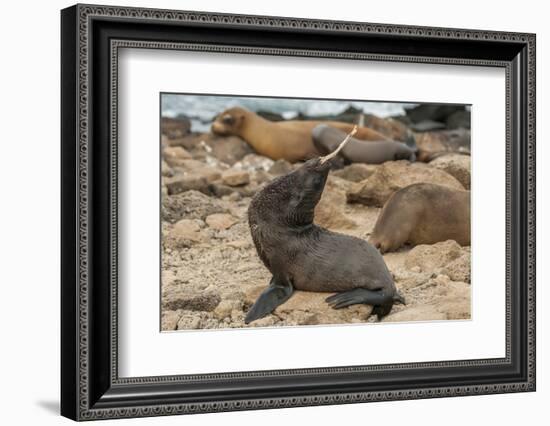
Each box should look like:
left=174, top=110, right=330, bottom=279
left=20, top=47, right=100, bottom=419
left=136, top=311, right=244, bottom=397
left=0, top=0, right=546, bottom=425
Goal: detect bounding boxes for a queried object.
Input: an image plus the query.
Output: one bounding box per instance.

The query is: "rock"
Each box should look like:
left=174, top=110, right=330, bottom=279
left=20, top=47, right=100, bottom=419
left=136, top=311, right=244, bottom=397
left=432, top=274, right=451, bottom=285
left=410, top=120, right=447, bottom=132
left=235, top=262, right=258, bottom=273
left=161, top=310, right=181, bottom=331
left=275, top=291, right=373, bottom=324
left=363, top=114, right=410, bottom=141
left=208, top=183, right=235, bottom=198
left=257, top=110, right=285, bottom=121
left=163, top=146, right=192, bottom=166
left=346, top=161, right=464, bottom=207
left=226, top=239, right=252, bottom=249
left=221, top=169, right=250, bottom=186
left=168, top=161, right=223, bottom=192
left=172, top=158, right=207, bottom=171
left=404, top=240, right=464, bottom=272
left=439, top=252, right=471, bottom=283
left=434, top=281, right=471, bottom=319
left=415, top=131, right=446, bottom=155
left=383, top=305, right=448, bottom=322
left=179, top=160, right=222, bottom=183
left=245, top=286, right=373, bottom=326
left=231, top=309, right=245, bottom=324
left=446, top=110, right=471, bottom=129
left=430, top=154, right=471, bottom=189
left=415, top=129, right=471, bottom=161
left=332, top=163, right=377, bottom=182
left=206, top=135, right=254, bottom=165
left=393, top=270, right=432, bottom=291
left=282, top=311, right=321, bottom=326
left=162, top=190, right=228, bottom=223
left=165, top=174, right=209, bottom=195
left=163, top=292, right=221, bottom=312
left=383, top=277, right=470, bottom=322
left=213, top=299, right=243, bottom=320
left=161, top=160, right=173, bottom=177
left=251, top=170, right=273, bottom=185
left=161, top=116, right=191, bottom=138
left=315, top=184, right=356, bottom=230
left=208, top=181, right=261, bottom=198
left=171, top=159, right=223, bottom=181
left=222, top=192, right=242, bottom=202
left=268, top=159, right=294, bottom=176
left=405, top=104, right=466, bottom=124
left=296, top=105, right=361, bottom=123
left=249, top=315, right=278, bottom=327
left=205, top=213, right=238, bottom=230
left=325, top=174, right=357, bottom=193
left=176, top=312, right=203, bottom=330
left=166, top=134, right=205, bottom=150
left=173, top=218, right=202, bottom=233
left=194, top=167, right=223, bottom=184
left=168, top=133, right=254, bottom=165
left=163, top=219, right=208, bottom=248
left=233, top=154, right=274, bottom=172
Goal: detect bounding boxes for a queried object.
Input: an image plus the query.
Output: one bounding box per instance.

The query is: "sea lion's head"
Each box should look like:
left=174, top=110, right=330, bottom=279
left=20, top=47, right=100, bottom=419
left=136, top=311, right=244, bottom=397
left=251, top=126, right=357, bottom=227
left=211, top=107, right=249, bottom=136
left=286, top=157, right=333, bottom=222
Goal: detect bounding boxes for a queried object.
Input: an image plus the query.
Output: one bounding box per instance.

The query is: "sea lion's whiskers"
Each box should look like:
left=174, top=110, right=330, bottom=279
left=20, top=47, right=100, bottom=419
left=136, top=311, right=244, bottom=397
left=319, top=125, right=358, bottom=164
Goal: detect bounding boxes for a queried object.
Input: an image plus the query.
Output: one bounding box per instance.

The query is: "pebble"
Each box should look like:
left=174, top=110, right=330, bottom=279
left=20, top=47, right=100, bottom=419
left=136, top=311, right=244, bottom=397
left=205, top=213, right=238, bottom=230
left=222, top=169, right=250, bottom=187
left=165, top=174, right=208, bottom=195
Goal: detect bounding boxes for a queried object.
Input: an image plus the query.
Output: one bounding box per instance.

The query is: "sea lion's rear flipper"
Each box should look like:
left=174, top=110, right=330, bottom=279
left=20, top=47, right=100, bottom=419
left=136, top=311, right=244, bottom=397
left=393, top=292, right=406, bottom=305
left=325, top=288, right=394, bottom=320
left=245, top=276, right=294, bottom=324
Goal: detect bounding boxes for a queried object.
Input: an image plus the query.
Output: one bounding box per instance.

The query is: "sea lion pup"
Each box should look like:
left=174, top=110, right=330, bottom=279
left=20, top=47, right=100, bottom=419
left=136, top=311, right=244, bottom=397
left=312, top=124, right=417, bottom=164
left=245, top=127, right=404, bottom=324
left=211, top=106, right=393, bottom=162
left=369, top=183, right=471, bottom=253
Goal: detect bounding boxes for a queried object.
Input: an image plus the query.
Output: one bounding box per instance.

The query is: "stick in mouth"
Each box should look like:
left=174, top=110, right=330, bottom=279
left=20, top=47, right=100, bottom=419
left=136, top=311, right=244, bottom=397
left=319, top=125, right=358, bottom=164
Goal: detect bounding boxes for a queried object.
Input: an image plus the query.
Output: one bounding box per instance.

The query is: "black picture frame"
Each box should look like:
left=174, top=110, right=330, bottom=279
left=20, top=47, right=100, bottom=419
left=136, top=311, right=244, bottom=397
left=61, top=4, right=536, bottom=421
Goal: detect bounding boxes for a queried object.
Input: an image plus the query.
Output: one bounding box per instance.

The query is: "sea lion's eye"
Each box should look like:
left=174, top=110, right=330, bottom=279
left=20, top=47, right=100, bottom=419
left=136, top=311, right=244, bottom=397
left=311, top=174, right=323, bottom=187
left=221, top=114, right=235, bottom=125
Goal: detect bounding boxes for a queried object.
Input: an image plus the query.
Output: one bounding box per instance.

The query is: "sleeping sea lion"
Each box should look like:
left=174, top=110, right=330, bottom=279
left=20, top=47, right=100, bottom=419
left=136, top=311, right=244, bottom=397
left=369, top=183, right=470, bottom=253
left=312, top=124, right=417, bottom=164
left=211, top=106, right=396, bottom=163
left=245, top=127, right=404, bottom=324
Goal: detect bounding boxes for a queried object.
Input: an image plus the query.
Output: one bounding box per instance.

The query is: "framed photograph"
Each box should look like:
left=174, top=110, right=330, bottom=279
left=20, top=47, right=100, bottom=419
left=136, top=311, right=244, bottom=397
left=61, top=4, right=536, bottom=421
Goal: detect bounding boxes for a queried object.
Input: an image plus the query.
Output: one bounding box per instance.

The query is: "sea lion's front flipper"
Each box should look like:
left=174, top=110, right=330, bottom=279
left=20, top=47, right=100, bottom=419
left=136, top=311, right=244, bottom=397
left=325, top=288, right=394, bottom=320
left=245, top=276, right=294, bottom=324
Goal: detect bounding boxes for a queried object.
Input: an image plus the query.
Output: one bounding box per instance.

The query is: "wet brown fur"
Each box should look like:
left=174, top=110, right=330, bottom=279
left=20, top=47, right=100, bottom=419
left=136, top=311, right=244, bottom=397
left=369, top=183, right=470, bottom=253
left=211, top=106, right=391, bottom=162
left=248, top=157, right=399, bottom=317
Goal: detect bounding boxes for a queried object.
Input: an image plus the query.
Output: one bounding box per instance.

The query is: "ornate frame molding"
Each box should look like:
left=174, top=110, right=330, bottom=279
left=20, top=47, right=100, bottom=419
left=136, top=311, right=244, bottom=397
left=61, top=4, right=536, bottom=421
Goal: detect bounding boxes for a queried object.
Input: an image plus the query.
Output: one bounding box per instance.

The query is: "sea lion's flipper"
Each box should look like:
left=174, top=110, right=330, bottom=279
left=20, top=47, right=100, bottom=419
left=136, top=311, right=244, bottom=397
left=404, top=131, right=418, bottom=162
left=393, top=292, right=406, bottom=305
left=245, top=276, right=294, bottom=324
left=405, top=131, right=417, bottom=151
left=325, top=288, right=394, bottom=319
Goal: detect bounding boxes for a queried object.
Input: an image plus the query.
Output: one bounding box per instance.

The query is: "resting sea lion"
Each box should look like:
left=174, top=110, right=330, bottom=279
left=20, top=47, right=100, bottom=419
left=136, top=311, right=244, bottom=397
left=211, top=106, right=395, bottom=163
left=369, top=183, right=470, bottom=253
left=312, top=124, right=417, bottom=164
left=245, top=127, right=404, bottom=324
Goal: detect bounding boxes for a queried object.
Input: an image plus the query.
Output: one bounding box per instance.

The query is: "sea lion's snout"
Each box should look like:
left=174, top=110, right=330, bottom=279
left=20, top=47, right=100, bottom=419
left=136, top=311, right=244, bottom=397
left=211, top=107, right=247, bottom=136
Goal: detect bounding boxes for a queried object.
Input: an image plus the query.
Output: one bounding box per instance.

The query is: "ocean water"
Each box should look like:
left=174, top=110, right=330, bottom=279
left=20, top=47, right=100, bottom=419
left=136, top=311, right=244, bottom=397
left=161, top=94, right=418, bottom=133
